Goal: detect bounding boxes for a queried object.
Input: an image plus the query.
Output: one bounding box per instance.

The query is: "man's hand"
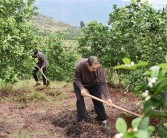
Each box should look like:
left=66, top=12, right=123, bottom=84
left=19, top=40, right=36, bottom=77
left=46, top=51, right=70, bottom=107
left=81, top=88, right=88, bottom=97
left=40, top=67, right=44, bottom=72
left=107, top=99, right=113, bottom=106
left=39, top=68, right=43, bottom=73
left=35, top=64, right=40, bottom=69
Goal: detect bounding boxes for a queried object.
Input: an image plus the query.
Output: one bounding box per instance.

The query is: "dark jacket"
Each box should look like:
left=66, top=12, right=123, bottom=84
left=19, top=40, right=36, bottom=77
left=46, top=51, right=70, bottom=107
left=33, top=51, right=48, bottom=68
left=73, top=59, right=110, bottom=100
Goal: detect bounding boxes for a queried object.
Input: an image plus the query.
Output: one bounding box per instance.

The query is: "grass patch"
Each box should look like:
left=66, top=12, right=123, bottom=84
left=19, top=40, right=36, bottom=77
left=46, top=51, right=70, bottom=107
left=9, top=130, right=30, bottom=138
left=0, top=84, right=13, bottom=97
left=31, top=130, right=49, bottom=137
left=13, top=79, right=36, bottom=93
left=54, top=92, right=67, bottom=100
left=27, top=92, right=50, bottom=102
left=0, top=79, right=73, bottom=103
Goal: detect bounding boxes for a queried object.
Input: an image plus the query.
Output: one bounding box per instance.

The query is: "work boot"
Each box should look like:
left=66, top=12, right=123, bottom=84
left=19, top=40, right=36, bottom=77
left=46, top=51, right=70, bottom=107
left=33, top=82, right=41, bottom=87
left=95, top=117, right=108, bottom=128
left=102, top=120, right=107, bottom=128
left=101, top=120, right=113, bottom=136
left=102, top=120, right=112, bottom=131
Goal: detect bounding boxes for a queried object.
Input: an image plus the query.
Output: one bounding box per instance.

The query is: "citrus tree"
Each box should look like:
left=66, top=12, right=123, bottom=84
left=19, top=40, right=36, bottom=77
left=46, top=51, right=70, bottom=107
left=78, top=21, right=111, bottom=66
left=0, top=0, right=37, bottom=84
left=78, top=0, right=167, bottom=89
left=108, top=0, right=167, bottom=66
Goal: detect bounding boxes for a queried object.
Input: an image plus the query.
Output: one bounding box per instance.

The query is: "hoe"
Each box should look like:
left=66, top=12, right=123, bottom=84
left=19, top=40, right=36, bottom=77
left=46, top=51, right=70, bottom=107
left=39, top=69, right=50, bottom=86
left=85, top=93, right=143, bottom=117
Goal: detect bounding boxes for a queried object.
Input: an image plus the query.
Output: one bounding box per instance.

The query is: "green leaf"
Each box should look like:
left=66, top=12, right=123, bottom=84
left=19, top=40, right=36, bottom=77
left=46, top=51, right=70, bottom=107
left=159, top=69, right=167, bottom=79
left=135, top=130, right=149, bottom=138
left=160, top=91, right=167, bottom=109
left=143, top=101, right=154, bottom=114
left=126, top=66, right=137, bottom=70
left=157, top=124, right=167, bottom=138
left=116, top=118, right=127, bottom=133
left=165, top=55, right=167, bottom=63
left=114, top=65, right=137, bottom=70
left=114, top=65, right=125, bottom=69
left=134, top=82, right=147, bottom=93
left=156, top=78, right=167, bottom=93
left=137, top=62, right=148, bottom=67
left=132, top=118, right=142, bottom=128
left=146, top=111, right=167, bottom=118
left=163, top=123, right=167, bottom=128
left=159, top=63, right=167, bottom=69
left=139, top=117, right=149, bottom=130
left=122, top=58, right=131, bottom=64
left=143, top=98, right=160, bottom=114
left=124, top=133, right=135, bottom=138
left=148, top=126, right=155, bottom=133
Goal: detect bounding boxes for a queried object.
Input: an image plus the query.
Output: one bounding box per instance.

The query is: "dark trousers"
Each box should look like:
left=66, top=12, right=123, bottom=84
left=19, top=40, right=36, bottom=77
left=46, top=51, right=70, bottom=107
left=32, top=67, right=47, bottom=85
left=74, top=83, right=106, bottom=122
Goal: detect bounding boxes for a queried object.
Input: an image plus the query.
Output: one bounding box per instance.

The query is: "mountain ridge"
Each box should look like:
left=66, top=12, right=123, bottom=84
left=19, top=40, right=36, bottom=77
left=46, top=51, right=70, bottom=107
left=30, top=14, right=81, bottom=39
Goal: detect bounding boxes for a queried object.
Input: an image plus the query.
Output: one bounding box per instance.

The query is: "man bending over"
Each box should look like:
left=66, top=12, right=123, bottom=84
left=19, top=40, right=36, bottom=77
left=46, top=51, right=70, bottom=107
left=73, top=56, right=113, bottom=125
left=32, top=50, right=48, bottom=87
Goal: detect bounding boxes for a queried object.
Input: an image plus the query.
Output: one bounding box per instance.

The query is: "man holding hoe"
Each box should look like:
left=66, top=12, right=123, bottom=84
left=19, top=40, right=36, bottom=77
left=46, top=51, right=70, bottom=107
left=73, top=56, right=113, bottom=125
left=32, top=50, right=49, bottom=87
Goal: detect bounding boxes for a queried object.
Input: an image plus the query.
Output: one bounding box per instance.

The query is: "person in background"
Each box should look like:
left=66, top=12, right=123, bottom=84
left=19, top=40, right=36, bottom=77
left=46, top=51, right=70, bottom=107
left=32, top=50, right=48, bottom=87
left=73, top=56, right=113, bottom=125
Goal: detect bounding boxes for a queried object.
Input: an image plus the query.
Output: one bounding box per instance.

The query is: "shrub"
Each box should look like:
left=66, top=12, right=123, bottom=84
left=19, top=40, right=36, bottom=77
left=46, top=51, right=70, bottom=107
left=114, top=57, right=167, bottom=137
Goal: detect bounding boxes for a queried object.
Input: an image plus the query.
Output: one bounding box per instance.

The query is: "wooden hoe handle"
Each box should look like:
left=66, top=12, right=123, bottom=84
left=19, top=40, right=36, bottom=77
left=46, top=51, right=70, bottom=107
left=39, top=69, right=48, bottom=81
left=85, top=94, right=143, bottom=117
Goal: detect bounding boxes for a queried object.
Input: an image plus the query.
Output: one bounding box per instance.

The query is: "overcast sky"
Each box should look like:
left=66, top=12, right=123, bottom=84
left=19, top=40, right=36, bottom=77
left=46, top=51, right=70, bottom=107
left=35, top=0, right=167, bottom=26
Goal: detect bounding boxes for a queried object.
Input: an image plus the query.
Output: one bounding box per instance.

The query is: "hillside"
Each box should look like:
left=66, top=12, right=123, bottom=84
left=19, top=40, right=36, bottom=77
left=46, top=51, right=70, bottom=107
left=30, top=14, right=82, bottom=39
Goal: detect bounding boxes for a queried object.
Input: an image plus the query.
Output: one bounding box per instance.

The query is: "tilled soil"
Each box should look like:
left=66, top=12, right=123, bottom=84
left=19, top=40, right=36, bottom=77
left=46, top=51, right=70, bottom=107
left=52, top=109, right=114, bottom=138
left=0, top=85, right=152, bottom=138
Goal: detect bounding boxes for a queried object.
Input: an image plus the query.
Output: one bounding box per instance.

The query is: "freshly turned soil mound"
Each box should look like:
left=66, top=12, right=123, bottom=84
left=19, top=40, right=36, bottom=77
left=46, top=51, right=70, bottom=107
left=52, top=109, right=114, bottom=138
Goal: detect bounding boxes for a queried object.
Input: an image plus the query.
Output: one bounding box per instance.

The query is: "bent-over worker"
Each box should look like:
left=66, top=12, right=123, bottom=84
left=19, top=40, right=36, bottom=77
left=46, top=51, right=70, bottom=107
left=32, top=50, right=48, bottom=87
left=73, top=56, right=113, bottom=125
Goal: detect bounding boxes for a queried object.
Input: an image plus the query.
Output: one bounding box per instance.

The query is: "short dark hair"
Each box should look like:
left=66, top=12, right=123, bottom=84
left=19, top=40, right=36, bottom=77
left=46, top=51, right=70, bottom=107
left=33, top=49, right=38, bottom=55
left=32, top=49, right=38, bottom=58
left=87, top=56, right=99, bottom=66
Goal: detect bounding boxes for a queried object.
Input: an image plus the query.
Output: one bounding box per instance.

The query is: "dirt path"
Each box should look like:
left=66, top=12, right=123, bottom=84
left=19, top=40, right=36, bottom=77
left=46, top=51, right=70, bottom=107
left=0, top=86, right=141, bottom=138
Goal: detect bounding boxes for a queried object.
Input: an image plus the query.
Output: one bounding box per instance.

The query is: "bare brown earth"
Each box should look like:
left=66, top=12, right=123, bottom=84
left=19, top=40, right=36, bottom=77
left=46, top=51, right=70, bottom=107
left=0, top=84, right=158, bottom=138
